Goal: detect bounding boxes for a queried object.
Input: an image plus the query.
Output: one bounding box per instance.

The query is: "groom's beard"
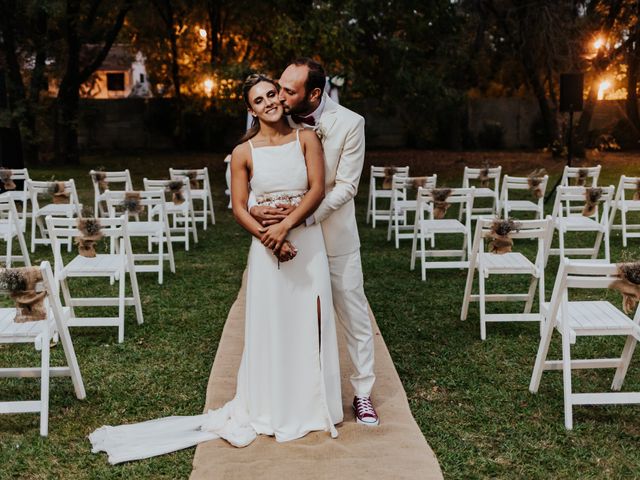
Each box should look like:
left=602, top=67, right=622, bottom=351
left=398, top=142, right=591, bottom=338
left=285, top=95, right=314, bottom=117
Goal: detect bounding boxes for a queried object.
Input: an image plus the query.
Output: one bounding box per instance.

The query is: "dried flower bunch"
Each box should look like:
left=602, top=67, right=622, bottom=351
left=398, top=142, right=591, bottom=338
left=430, top=188, right=452, bottom=219
left=527, top=168, right=547, bottom=199
left=122, top=191, right=143, bottom=214
left=0, top=267, right=46, bottom=323
left=0, top=168, right=16, bottom=190
left=93, top=170, right=109, bottom=193
left=382, top=166, right=398, bottom=189
left=489, top=218, right=521, bottom=254
left=0, top=269, right=27, bottom=293
left=582, top=187, right=602, bottom=217
left=167, top=180, right=185, bottom=205
left=186, top=171, right=200, bottom=189
left=609, top=262, right=640, bottom=314
left=575, top=168, right=589, bottom=186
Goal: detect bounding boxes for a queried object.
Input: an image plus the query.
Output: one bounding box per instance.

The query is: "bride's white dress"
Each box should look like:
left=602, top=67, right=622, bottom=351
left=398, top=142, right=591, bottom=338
left=89, top=130, right=343, bottom=464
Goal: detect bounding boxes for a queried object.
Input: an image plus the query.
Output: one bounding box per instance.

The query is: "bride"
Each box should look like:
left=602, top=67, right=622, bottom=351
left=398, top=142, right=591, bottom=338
left=89, top=74, right=342, bottom=464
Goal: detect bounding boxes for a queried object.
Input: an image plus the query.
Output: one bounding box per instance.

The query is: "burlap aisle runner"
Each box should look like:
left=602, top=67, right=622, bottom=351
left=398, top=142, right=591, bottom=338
left=190, top=273, right=443, bottom=480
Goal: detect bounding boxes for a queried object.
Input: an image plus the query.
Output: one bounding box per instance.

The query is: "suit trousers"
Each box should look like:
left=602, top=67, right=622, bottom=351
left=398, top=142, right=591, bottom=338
left=327, top=249, right=376, bottom=398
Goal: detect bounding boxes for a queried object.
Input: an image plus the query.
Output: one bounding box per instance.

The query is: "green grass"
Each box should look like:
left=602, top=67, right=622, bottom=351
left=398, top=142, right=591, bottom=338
left=2, top=152, right=640, bottom=479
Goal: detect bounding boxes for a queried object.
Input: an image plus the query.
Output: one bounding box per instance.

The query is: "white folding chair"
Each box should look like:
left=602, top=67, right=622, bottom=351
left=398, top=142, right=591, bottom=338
left=170, top=167, right=215, bottom=228
left=143, top=178, right=198, bottom=250
left=89, top=169, right=133, bottom=217
left=46, top=214, right=143, bottom=343
left=530, top=259, right=640, bottom=430
left=549, top=186, right=614, bottom=263
left=366, top=166, right=409, bottom=228
left=1, top=168, right=31, bottom=230
left=500, top=174, right=548, bottom=219
left=459, top=165, right=501, bottom=220
left=461, top=217, right=553, bottom=340
left=0, top=196, right=31, bottom=267
left=411, top=187, right=475, bottom=281
left=104, top=190, right=176, bottom=284
left=560, top=165, right=601, bottom=216
left=0, top=261, right=85, bottom=436
left=28, top=179, right=82, bottom=253
left=387, top=174, right=437, bottom=248
left=608, top=175, right=640, bottom=247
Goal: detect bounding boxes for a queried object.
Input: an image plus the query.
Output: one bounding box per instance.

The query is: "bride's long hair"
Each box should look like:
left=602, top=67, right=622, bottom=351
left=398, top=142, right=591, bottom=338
left=238, top=73, right=279, bottom=144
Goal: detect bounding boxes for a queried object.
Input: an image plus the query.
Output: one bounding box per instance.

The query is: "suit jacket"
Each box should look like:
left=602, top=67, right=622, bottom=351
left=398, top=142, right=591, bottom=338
left=290, top=94, right=366, bottom=256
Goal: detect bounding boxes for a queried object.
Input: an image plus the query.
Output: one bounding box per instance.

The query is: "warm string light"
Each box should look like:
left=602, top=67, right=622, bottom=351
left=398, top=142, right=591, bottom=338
left=597, top=79, right=611, bottom=100
left=203, top=78, right=214, bottom=96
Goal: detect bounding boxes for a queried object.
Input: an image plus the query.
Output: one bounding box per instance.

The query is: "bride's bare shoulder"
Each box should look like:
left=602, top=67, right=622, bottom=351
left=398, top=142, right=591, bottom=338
left=298, top=128, right=321, bottom=145
left=231, top=142, right=251, bottom=163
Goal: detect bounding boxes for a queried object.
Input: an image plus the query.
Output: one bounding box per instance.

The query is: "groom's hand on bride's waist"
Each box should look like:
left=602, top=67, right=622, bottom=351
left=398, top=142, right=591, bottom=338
left=250, top=204, right=297, bottom=226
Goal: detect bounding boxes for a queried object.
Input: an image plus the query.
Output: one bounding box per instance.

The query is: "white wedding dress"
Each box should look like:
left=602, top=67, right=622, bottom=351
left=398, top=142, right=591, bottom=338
left=90, top=130, right=343, bottom=464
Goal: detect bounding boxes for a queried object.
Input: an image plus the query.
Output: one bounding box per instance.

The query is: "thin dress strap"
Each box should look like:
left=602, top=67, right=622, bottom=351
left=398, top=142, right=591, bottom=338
left=295, top=128, right=300, bottom=143
left=248, top=139, right=255, bottom=150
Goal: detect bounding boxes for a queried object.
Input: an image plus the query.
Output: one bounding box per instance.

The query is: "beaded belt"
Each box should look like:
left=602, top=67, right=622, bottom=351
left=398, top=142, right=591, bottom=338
left=256, top=190, right=307, bottom=207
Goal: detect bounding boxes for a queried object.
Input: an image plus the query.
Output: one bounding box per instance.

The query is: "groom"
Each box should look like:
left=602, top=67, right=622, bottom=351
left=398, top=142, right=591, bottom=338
left=250, top=57, right=379, bottom=426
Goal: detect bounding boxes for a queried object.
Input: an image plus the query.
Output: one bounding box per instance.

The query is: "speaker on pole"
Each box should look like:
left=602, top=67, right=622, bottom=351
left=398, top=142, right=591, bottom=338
left=560, top=73, right=584, bottom=112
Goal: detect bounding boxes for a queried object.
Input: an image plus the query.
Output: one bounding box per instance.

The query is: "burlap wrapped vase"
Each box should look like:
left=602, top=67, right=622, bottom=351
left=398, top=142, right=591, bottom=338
left=382, top=167, right=397, bottom=189
left=123, top=191, right=143, bottom=215
left=50, top=181, right=70, bottom=204
left=489, top=218, right=520, bottom=254
left=575, top=168, right=588, bottom=186
left=76, top=217, right=103, bottom=258
left=167, top=180, right=185, bottom=205
left=527, top=168, right=546, bottom=199
left=430, top=188, right=452, bottom=219
left=93, top=171, right=109, bottom=193
left=186, top=171, right=200, bottom=189
left=609, top=262, right=640, bottom=314
left=0, top=168, right=16, bottom=190
left=582, top=187, right=602, bottom=217
left=0, top=267, right=47, bottom=323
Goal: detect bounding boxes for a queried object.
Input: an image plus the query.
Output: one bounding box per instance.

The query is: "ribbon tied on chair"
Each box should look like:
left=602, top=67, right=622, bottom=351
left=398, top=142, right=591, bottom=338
left=430, top=188, right=452, bottom=219
left=489, top=218, right=520, bottom=254
left=609, top=262, right=640, bottom=314
left=76, top=217, right=103, bottom=258
left=0, top=168, right=16, bottom=190
left=527, top=169, right=546, bottom=199
left=582, top=187, right=602, bottom=217
left=410, top=176, right=429, bottom=190
left=0, top=267, right=47, bottom=323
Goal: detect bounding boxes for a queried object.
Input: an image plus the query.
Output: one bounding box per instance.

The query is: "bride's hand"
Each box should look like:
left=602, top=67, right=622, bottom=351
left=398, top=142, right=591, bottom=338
left=261, top=219, right=291, bottom=251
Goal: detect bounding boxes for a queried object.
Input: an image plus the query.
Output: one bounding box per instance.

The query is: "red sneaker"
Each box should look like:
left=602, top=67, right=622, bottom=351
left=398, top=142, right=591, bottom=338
left=353, top=396, right=379, bottom=426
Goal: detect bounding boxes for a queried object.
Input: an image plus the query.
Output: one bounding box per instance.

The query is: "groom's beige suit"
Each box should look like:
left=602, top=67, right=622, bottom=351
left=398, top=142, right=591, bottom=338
left=291, top=94, right=375, bottom=397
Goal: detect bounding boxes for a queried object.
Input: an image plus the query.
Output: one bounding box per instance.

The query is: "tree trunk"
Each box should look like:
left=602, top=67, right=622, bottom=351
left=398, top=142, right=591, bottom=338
left=54, top=0, right=81, bottom=165
left=207, top=0, right=222, bottom=67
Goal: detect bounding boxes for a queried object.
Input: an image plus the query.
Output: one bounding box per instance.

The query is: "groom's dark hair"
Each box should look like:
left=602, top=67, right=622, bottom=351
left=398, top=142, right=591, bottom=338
left=291, top=57, right=326, bottom=96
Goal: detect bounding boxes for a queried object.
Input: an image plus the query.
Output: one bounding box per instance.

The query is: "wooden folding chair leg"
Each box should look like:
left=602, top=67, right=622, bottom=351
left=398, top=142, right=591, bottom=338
left=562, top=332, right=574, bottom=430
left=479, top=272, right=487, bottom=340
left=611, top=335, right=638, bottom=391
left=529, top=314, right=556, bottom=393
left=39, top=324, right=51, bottom=437
left=523, top=277, right=538, bottom=314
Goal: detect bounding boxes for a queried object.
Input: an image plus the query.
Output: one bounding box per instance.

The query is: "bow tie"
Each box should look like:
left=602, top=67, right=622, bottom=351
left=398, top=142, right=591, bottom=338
left=291, top=114, right=316, bottom=126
